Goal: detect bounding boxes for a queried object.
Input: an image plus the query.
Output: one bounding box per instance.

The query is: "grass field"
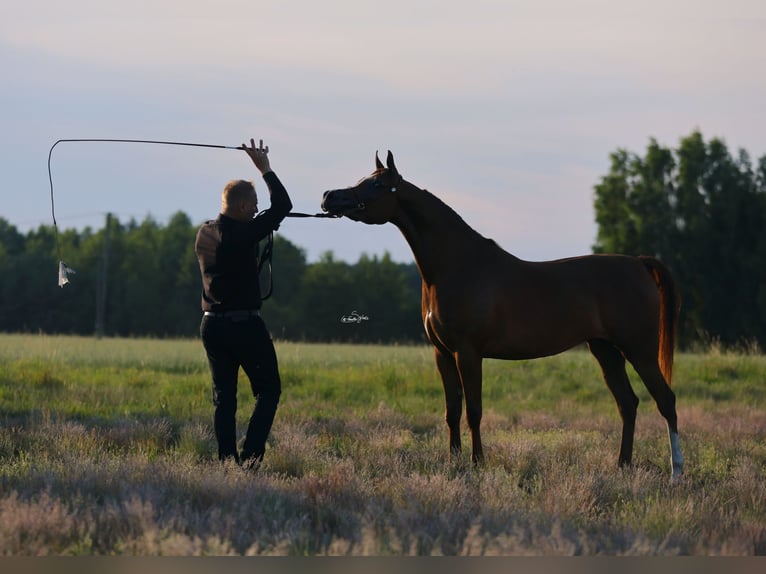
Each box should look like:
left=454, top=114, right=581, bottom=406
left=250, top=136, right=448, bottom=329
left=0, top=333, right=764, bottom=555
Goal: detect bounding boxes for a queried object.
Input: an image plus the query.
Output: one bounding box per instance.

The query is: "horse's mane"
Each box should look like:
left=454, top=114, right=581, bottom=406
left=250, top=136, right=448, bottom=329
left=403, top=181, right=498, bottom=249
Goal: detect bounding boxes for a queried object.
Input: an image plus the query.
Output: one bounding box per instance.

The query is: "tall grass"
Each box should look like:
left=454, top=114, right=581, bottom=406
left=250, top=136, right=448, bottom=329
left=0, top=334, right=764, bottom=555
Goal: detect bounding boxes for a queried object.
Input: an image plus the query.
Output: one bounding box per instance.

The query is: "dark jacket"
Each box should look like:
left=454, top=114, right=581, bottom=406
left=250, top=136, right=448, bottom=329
left=195, top=171, right=292, bottom=312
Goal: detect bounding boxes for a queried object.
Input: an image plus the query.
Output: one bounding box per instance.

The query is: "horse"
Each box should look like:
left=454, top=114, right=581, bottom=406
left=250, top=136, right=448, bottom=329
left=321, top=151, right=684, bottom=480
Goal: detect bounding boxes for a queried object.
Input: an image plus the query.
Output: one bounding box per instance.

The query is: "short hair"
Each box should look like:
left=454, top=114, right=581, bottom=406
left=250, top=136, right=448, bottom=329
left=222, top=179, right=255, bottom=209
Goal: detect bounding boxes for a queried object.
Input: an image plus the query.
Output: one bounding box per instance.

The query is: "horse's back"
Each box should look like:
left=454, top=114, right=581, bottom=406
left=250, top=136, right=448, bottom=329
left=535, top=254, right=664, bottom=352
left=450, top=252, right=663, bottom=359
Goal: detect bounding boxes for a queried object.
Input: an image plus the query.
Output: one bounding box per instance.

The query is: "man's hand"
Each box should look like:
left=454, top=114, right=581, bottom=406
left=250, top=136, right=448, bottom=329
left=240, top=138, right=272, bottom=175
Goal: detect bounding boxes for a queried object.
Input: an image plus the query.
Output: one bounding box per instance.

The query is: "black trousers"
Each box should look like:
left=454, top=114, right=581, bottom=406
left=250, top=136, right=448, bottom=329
left=200, top=313, right=281, bottom=464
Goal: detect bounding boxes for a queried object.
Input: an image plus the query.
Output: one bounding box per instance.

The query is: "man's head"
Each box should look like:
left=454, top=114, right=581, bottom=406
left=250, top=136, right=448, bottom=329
left=221, top=179, right=258, bottom=221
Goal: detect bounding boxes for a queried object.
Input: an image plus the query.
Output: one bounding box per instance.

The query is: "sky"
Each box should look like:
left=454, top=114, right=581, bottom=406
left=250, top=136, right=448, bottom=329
left=2, top=0, right=765, bottom=264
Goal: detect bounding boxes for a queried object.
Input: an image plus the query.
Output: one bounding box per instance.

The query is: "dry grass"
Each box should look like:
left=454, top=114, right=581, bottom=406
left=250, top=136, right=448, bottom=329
left=1, top=404, right=764, bottom=555
left=0, top=336, right=764, bottom=555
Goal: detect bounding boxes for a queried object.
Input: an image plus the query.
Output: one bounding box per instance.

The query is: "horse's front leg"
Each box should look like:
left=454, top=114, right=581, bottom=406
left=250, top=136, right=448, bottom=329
left=456, top=349, right=484, bottom=465
left=434, top=348, right=463, bottom=458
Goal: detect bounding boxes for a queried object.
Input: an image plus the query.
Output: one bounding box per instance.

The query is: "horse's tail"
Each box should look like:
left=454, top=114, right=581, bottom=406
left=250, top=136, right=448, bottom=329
left=639, top=256, right=681, bottom=386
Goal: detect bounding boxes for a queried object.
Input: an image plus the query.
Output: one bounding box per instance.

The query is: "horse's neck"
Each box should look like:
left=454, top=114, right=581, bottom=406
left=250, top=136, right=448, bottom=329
left=392, top=182, right=489, bottom=284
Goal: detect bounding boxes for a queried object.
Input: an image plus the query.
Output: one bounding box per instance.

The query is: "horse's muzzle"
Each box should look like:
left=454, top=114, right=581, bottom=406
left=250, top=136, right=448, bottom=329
left=321, top=189, right=361, bottom=216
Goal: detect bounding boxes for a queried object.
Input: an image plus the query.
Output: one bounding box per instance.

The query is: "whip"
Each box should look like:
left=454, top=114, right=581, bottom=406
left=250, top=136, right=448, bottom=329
left=47, top=138, right=336, bottom=291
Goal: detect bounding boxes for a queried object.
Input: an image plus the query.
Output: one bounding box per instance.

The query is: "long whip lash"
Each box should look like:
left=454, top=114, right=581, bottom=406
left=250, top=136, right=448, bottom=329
left=48, top=138, right=336, bottom=288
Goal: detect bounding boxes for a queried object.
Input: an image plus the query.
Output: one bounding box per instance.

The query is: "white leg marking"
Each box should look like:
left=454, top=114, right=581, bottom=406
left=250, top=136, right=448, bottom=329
left=669, top=429, right=684, bottom=481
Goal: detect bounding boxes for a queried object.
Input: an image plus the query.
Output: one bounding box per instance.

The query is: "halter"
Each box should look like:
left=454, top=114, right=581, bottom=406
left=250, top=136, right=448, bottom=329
left=346, top=172, right=403, bottom=212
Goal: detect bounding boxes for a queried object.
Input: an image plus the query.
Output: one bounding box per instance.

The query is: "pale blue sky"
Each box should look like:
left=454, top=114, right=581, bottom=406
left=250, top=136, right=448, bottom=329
left=2, top=0, right=764, bottom=263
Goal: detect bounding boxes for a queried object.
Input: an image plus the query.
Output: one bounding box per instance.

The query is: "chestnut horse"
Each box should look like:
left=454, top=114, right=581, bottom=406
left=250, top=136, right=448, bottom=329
left=321, top=151, right=684, bottom=480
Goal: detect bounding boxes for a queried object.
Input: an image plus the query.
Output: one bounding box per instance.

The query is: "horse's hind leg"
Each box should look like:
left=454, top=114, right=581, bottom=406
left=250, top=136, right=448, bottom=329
left=629, top=356, right=684, bottom=480
left=588, top=339, right=639, bottom=468
left=434, top=348, right=463, bottom=459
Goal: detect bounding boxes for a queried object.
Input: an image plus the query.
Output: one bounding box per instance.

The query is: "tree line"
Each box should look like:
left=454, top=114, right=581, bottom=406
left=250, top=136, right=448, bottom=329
left=0, top=214, right=423, bottom=343
left=594, top=130, right=766, bottom=349
left=1, top=130, right=763, bottom=347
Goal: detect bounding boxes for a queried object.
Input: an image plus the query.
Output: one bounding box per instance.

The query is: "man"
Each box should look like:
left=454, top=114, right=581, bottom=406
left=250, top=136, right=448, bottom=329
left=195, top=138, right=292, bottom=469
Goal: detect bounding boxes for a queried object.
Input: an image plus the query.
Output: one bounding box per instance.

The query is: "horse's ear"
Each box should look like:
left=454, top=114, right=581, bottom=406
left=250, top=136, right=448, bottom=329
left=386, top=150, right=398, bottom=176
left=375, top=151, right=384, bottom=170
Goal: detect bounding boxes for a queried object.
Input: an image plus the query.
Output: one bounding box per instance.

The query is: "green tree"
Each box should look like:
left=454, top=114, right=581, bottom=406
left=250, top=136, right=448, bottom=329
left=260, top=234, right=308, bottom=340
left=348, top=252, right=422, bottom=343
left=593, top=141, right=676, bottom=259
left=594, top=130, right=766, bottom=348
left=0, top=213, right=426, bottom=343
left=295, top=251, right=354, bottom=341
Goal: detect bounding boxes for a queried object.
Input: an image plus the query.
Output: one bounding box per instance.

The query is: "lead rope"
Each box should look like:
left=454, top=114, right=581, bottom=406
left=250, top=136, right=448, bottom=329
left=262, top=212, right=341, bottom=300
left=258, top=231, right=275, bottom=301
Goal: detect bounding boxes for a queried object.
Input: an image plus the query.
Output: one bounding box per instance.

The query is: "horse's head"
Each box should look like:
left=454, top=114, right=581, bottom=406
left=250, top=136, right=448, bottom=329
left=321, top=150, right=403, bottom=224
